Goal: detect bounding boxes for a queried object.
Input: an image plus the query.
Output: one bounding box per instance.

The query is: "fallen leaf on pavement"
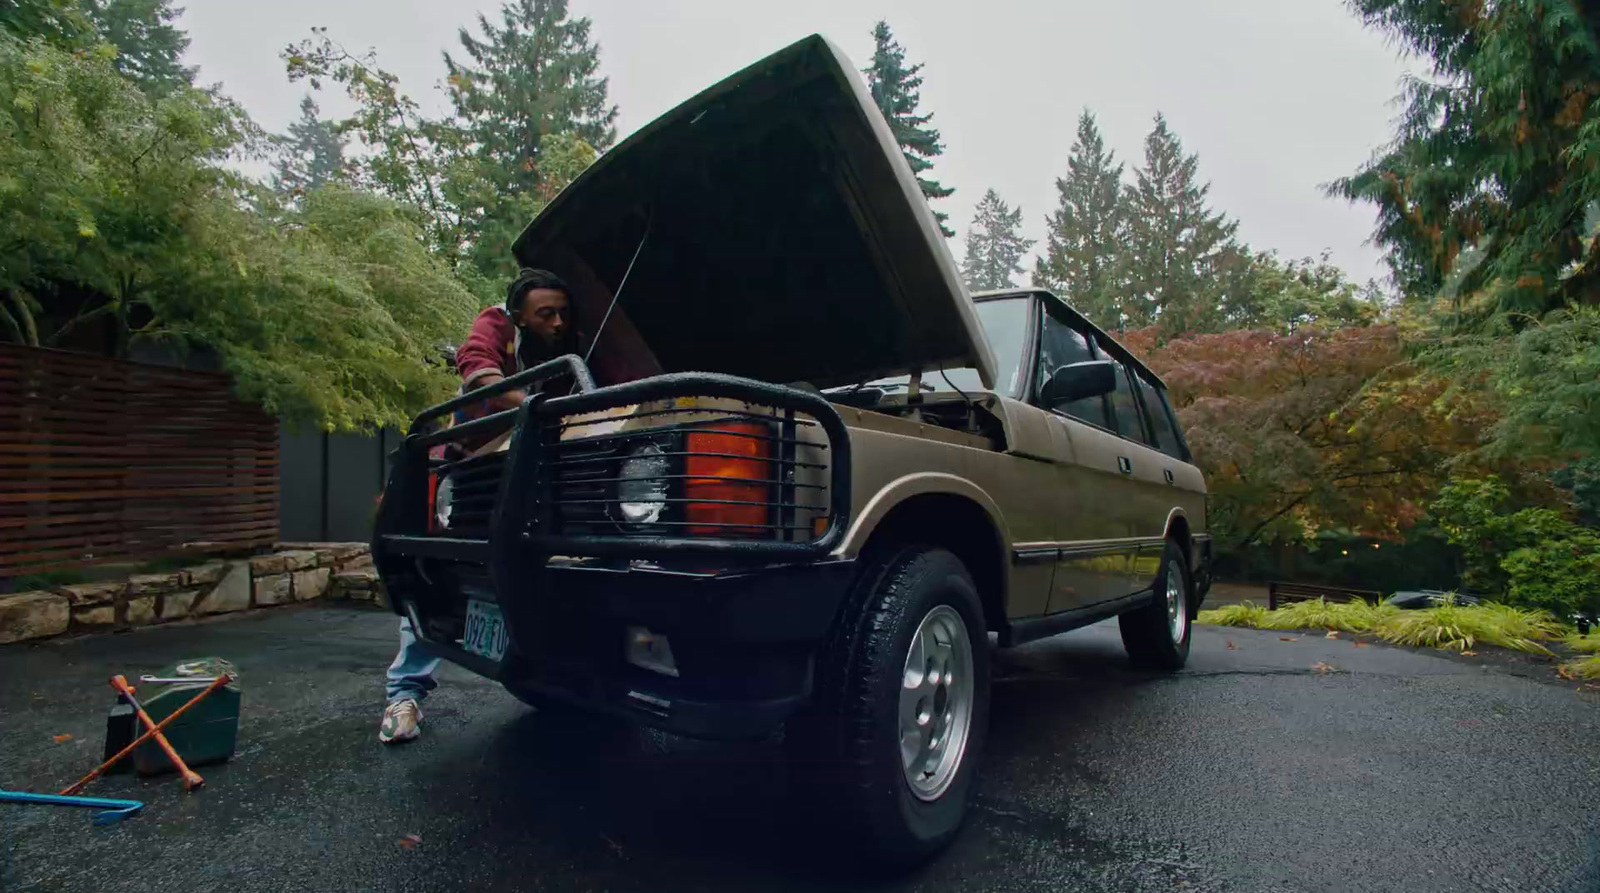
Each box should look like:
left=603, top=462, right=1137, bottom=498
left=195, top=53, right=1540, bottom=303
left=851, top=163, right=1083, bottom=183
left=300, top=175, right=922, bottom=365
left=1558, top=666, right=1575, bottom=681
left=1279, top=637, right=1297, bottom=642
left=398, top=834, right=422, bottom=850
left=1311, top=662, right=1335, bottom=675
left=1351, top=640, right=1370, bottom=648
left=51, top=734, right=72, bottom=743
left=1461, top=650, right=1478, bottom=656
left=1325, top=630, right=1340, bottom=639
left=1225, top=640, right=1239, bottom=650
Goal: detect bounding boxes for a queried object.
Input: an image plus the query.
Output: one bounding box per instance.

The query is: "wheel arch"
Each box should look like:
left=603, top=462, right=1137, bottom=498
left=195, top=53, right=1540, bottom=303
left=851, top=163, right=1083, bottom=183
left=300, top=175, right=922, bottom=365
left=840, top=474, right=1011, bottom=636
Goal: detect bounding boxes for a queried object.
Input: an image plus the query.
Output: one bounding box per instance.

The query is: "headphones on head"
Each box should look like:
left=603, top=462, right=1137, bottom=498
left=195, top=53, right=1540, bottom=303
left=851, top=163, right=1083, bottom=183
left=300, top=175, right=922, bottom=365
left=506, top=268, right=570, bottom=316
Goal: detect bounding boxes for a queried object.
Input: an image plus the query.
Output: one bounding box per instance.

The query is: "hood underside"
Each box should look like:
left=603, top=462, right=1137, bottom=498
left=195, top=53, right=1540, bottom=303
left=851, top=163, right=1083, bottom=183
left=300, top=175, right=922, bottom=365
left=512, top=34, right=996, bottom=391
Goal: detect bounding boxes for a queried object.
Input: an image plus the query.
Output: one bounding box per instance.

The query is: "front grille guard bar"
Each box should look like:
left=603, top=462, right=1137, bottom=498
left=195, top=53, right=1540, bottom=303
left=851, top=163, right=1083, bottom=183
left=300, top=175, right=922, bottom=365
left=375, top=368, right=853, bottom=571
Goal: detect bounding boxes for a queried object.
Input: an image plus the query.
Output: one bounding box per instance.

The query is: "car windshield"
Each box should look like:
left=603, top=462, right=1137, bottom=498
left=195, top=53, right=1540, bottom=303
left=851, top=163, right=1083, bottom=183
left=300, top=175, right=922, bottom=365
left=846, top=297, right=1031, bottom=398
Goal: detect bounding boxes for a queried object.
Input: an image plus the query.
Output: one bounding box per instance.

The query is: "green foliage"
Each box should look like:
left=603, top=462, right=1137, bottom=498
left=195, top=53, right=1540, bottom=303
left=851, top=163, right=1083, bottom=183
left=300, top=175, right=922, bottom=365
left=0, top=0, right=94, bottom=48
left=0, top=30, right=249, bottom=350
left=864, top=21, right=953, bottom=236
left=1197, top=602, right=1269, bottom=628
left=1215, top=250, right=1383, bottom=333
left=1199, top=598, right=1399, bottom=633
left=1501, top=528, right=1600, bottom=621
left=445, top=0, right=615, bottom=179
left=1120, top=113, right=1239, bottom=334
left=1332, top=1, right=1600, bottom=313
left=960, top=188, right=1032, bottom=291
left=1034, top=110, right=1125, bottom=329
left=272, top=94, right=347, bottom=197
left=1429, top=476, right=1599, bottom=619
left=83, top=0, right=192, bottom=94
left=443, top=0, right=613, bottom=281
left=1567, top=628, right=1600, bottom=653
left=1255, top=598, right=1399, bottom=633
left=1376, top=601, right=1564, bottom=654
left=1560, top=653, right=1600, bottom=680
left=285, top=31, right=468, bottom=260
left=168, top=186, right=478, bottom=429
left=1199, top=597, right=1567, bottom=654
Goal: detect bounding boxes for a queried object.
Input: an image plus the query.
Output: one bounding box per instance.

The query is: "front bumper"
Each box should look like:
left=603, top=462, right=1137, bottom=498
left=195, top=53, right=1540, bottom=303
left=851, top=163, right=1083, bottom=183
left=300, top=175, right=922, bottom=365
left=373, top=365, right=856, bottom=740
left=386, top=557, right=856, bottom=739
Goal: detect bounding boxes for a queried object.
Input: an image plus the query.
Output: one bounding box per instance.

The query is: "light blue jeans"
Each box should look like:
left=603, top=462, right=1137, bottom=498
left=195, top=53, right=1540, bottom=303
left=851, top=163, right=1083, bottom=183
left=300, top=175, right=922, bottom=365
left=385, top=617, right=439, bottom=704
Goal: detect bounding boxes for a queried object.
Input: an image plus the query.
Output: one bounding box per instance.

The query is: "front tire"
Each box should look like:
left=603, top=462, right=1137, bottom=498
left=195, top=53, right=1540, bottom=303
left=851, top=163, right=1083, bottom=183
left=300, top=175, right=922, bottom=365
left=1119, top=538, right=1193, bottom=671
left=796, top=546, right=990, bottom=867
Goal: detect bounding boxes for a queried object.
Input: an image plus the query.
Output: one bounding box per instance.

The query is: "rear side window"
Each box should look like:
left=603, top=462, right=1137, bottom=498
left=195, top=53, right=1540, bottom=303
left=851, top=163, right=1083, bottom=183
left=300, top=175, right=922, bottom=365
left=1096, top=339, right=1145, bottom=442
left=1036, top=313, right=1111, bottom=428
left=1134, top=373, right=1184, bottom=459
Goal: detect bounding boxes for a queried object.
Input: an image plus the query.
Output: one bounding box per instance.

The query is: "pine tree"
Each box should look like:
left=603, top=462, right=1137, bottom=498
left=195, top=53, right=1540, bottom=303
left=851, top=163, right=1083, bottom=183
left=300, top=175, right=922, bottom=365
left=272, top=95, right=347, bottom=196
left=1034, top=110, right=1125, bottom=329
left=961, top=189, right=1033, bottom=291
left=445, top=0, right=616, bottom=194
left=864, top=21, right=954, bottom=237
left=1332, top=0, right=1600, bottom=316
left=1120, top=113, right=1237, bottom=334
left=83, top=0, right=194, bottom=94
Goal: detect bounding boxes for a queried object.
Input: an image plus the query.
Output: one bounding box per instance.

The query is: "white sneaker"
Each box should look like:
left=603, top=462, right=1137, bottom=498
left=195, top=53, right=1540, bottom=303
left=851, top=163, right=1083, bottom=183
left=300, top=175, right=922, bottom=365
left=379, top=698, right=422, bottom=744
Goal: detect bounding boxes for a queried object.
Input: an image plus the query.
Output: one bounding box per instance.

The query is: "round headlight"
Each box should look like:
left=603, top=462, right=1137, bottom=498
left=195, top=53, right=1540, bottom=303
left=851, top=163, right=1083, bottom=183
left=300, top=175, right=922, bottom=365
left=615, top=443, right=669, bottom=526
left=434, top=474, right=454, bottom=529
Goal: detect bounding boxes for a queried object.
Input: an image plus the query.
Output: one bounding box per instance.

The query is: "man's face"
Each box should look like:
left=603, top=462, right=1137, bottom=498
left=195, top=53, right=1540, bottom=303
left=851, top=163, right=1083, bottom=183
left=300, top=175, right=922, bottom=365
left=516, top=288, right=569, bottom=345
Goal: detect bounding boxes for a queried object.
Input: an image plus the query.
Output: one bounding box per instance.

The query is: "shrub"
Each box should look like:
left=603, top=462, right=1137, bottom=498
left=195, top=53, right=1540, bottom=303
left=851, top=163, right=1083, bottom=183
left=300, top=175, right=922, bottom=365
left=1566, top=629, right=1600, bottom=653
left=1196, top=602, right=1269, bottom=627
left=1254, top=598, right=1399, bottom=633
left=1374, top=601, right=1565, bottom=654
left=1560, top=654, right=1600, bottom=680
left=1501, top=528, right=1600, bottom=622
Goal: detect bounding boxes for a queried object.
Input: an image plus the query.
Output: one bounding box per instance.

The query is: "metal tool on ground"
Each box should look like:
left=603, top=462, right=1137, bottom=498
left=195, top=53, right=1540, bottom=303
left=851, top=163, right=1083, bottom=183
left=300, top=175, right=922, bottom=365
left=121, top=659, right=241, bottom=777
left=62, top=674, right=232, bottom=796
left=0, top=790, right=145, bottom=825
left=110, top=675, right=204, bottom=791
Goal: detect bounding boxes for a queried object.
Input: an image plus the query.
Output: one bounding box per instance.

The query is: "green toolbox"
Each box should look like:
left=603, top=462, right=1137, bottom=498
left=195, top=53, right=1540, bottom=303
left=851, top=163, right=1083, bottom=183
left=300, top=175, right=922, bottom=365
left=103, top=657, right=242, bottom=777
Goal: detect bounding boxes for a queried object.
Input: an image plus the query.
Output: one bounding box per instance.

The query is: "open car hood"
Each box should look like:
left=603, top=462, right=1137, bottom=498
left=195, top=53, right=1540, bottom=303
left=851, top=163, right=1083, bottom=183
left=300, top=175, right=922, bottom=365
left=512, top=34, right=996, bottom=391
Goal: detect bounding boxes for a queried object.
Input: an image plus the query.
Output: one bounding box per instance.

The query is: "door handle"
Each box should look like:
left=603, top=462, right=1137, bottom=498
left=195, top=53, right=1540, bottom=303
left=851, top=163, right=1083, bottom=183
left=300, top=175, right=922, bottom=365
left=1164, top=468, right=1175, bottom=484
left=1117, top=456, right=1132, bottom=474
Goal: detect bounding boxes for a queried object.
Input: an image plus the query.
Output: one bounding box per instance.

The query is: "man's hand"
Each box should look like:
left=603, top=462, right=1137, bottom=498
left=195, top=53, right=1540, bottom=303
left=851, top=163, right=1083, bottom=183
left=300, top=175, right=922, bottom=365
left=468, top=373, right=527, bottom=412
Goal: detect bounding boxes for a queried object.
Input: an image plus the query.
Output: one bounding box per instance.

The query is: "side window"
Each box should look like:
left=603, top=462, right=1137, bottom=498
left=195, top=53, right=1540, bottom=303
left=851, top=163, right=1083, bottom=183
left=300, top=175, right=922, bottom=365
left=1134, top=372, right=1183, bottom=459
left=1096, top=338, right=1145, bottom=442
left=1035, top=312, right=1111, bottom=429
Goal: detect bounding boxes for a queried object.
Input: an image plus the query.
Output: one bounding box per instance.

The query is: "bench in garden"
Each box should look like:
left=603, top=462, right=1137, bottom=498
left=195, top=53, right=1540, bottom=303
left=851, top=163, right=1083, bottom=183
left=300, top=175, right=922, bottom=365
left=1267, top=581, right=1385, bottom=611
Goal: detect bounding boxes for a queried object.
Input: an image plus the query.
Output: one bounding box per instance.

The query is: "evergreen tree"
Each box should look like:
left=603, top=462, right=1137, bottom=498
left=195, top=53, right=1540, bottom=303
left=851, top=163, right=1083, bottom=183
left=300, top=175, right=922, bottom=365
left=272, top=95, right=347, bottom=197
left=445, top=0, right=615, bottom=191
left=864, top=21, right=954, bottom=236
left=84, top=0, right=194, bottom=94
left=1034, top=110, right=1125, bottom=329
left=1120, top=113, right=1237, bottom=334
left=443, top=0, right=615, bottom=279
left=961, top=188, right=1032, bottom=291
left=1332, top=0, right=1600, bottom=316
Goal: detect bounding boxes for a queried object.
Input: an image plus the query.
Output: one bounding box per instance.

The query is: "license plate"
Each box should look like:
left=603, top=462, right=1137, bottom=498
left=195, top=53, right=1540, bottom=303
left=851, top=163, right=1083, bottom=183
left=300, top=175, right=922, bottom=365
left=461, top=599, right=509, bottom=662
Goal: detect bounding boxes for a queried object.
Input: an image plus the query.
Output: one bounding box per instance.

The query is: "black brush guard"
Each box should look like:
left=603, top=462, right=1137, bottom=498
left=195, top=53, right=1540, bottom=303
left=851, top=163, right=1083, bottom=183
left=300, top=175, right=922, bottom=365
left=372, top=356, right=853, bottom=628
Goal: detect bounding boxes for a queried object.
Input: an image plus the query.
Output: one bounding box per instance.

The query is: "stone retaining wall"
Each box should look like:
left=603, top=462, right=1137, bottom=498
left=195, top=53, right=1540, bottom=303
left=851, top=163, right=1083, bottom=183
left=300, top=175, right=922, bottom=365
left=0, top=543, right=385, bottom=645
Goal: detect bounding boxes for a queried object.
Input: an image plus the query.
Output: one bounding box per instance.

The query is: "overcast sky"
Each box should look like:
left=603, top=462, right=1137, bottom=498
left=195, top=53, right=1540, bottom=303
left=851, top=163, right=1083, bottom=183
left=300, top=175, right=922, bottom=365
left=180, top=0, right=1414, bottom=284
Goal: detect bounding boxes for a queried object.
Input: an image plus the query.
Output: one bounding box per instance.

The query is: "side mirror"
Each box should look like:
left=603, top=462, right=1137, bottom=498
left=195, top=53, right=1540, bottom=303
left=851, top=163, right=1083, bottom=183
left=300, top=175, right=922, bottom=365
left=1041, top=361, right=1116, bottom=408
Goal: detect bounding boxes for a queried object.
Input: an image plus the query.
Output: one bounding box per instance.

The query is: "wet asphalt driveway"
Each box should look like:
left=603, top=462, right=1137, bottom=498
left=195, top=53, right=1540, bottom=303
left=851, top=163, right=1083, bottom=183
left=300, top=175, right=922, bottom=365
left=2, top=603, right=1597, bottom=893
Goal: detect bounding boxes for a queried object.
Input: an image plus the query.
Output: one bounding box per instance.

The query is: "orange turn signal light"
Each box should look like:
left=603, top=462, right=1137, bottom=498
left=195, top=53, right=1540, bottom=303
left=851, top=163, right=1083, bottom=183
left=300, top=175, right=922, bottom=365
left=684, top=422, right=771, bottom=537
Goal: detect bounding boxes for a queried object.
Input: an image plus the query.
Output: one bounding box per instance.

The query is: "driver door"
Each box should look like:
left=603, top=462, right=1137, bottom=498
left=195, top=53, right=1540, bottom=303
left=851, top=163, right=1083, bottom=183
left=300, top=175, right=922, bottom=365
left=1031, top=307, right=1142, bottom=614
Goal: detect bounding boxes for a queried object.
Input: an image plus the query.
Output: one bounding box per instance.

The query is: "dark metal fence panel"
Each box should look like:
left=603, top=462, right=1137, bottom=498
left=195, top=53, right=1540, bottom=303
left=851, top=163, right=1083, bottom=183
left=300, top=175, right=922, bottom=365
left=0, top=343, right=279, bottom=576
left=277, top=426, right=395, bottom=543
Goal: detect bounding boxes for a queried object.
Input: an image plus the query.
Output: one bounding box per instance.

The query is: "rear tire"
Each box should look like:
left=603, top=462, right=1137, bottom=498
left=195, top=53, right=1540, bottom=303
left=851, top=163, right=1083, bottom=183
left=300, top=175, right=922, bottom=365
left=792, top=546, right=990, bottom=867
left=1119, top=539, right=1193, bottom=671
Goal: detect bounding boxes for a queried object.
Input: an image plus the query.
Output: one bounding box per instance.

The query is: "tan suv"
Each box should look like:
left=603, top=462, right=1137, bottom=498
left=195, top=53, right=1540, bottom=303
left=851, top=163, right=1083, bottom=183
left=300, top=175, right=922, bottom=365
left=373, top=34, right=1210, bottom=866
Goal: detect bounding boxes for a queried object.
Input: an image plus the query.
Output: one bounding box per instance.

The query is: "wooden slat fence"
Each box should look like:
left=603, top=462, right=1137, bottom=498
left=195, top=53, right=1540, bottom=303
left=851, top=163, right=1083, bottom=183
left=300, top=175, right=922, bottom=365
left=0, top=344, right=278, bottom=576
